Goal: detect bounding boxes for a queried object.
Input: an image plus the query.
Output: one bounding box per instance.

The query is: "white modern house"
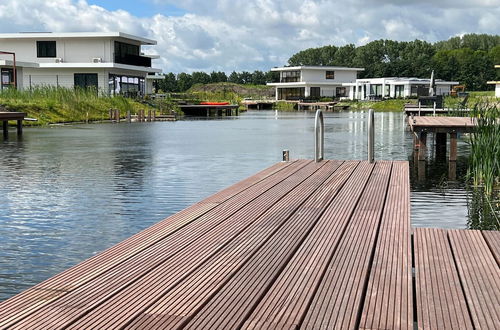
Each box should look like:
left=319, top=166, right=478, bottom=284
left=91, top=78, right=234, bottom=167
left=267, top=66, right=365, bottom=100
left=487, top=65, right=500, bottom=97
left=0, top=32, right=163, bottom=96
left=342, top=77, right=460, bottom=100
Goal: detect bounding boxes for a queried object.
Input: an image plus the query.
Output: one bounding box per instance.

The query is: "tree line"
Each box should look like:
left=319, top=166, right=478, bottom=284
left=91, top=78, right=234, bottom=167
left=157, top=34, right=499, bottom=92
left=157, top=70, right=278, bottom=93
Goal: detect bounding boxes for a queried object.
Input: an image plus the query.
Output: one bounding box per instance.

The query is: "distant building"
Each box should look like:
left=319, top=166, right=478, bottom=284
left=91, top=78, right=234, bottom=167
left=487, top=65, right=500, bottom=97
left=0, top=32, right=163, bottom=96
left=342, top=77, right=460, bottom=100
left=267, top=66, right=365, bottom=100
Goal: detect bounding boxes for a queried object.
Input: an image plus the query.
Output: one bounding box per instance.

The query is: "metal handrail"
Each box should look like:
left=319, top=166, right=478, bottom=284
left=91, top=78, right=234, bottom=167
left=315, top=110, right=324, bottom=162
left=367, top=109, right=374, bottom=163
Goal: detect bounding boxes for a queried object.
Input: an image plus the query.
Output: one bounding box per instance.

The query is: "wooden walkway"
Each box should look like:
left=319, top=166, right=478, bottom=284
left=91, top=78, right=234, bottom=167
left=0, top=160, right=498, bottom=329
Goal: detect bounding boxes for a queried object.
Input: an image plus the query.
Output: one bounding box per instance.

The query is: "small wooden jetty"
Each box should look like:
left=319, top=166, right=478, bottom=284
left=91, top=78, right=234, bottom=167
left=297, top=101, right=349, bottom=111
left=179, top=104, right=239, bottom=117
left=403, top=105, right=470, bottom=116
left=408, top=116, right=476, bottom=161
left=0, top=111, right=26, bottom=139
left=1, top=159, right=498, bottom=329
left=241, top=100, right=275, bottom=110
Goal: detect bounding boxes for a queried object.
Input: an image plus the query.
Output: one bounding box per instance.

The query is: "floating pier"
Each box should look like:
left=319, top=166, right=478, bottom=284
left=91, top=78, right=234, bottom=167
left=0, top=111, right=26, bottom=139
left=241, top=100, right=275, bottom=110
left=0, top=159, right=498, bottom=329
left=1, top=110, right=498, bottom=329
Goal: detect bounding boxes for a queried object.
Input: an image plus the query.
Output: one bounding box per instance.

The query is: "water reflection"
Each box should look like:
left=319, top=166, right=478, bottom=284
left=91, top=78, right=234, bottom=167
left=0, top=110, right=473, bottom=300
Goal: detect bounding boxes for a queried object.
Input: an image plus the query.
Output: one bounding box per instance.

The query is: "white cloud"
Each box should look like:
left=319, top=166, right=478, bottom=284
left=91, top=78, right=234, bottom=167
left=0, top=0, right=498, bottom=73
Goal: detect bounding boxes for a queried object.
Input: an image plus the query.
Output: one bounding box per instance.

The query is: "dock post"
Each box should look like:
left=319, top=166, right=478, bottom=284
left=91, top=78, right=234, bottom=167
left=2, top=121, right=8, bottom=139
left=17, top=120, right=22, bottom=136
left=127, top=110, right=131, bottom=123
left=418, top=131, right=427, bottom=161
left=115, top=109, right=120, bottom=123
left=449, top=132, right=457, bottom=162
left=282, top=150, right=290, bottom=162
left=147, top=110, right=152, bottom=122
left=367, top=109, right=374, bottom=163
left=152, top=110, right=156, bottom=122
left=314, top=110, right=324, bottom=162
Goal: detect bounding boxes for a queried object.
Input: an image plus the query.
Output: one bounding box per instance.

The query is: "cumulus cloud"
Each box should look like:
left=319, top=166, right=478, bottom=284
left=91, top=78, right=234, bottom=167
left=0, top=0, right=498, bottom=73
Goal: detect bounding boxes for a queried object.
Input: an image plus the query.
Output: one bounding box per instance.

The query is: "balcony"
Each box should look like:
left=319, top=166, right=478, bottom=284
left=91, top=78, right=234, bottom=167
left=114, top=54, right=151, bottom=67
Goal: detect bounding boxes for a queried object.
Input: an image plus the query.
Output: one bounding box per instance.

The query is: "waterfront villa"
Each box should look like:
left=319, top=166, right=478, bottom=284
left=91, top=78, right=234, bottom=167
left=267, top=66, right=365, bottom=100
left=0, top=32, right=163, bottom=96
left=487, top=65, right=500, bottom=97
left=342, top=77, right=460, bottom=100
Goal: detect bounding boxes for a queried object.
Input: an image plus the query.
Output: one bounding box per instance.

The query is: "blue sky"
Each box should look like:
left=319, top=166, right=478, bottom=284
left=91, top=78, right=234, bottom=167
left=0, top=0, right=498, bottom=73
left=88, top=0, right=186, bottom=17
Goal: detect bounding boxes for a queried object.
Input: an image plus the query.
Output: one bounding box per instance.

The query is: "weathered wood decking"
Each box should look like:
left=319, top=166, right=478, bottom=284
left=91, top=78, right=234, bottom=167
left=0, top=159, right=498, bottom=329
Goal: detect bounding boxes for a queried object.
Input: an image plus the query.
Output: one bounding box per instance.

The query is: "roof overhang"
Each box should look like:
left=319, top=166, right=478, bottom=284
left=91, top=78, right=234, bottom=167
left=0, top=32, right=156, bottom=45
left=0, top=59, right=39, bottom=68
left=267, top=82, right=346, bottom=87
left=271, top=66, right=364, bottom=72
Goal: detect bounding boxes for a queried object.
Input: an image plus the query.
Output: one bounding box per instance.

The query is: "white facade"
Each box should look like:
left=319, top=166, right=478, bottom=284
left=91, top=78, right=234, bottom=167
left=0, top=32, right=162, bottom=95
left=343, top=77, right=460, bottom=100
left=487, top=65, right=500, bottom=98
left=267, top=66, right=364, bottom=100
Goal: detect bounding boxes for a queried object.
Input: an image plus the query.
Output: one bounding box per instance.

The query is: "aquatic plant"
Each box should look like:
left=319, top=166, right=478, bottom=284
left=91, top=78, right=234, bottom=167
left=466, top=101, right=500, bottom=230
left=0, top=86, right=150, bottom=125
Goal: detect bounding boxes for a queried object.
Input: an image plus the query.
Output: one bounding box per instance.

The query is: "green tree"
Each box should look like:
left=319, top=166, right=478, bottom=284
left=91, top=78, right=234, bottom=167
left=191, top=71, right=211, bottom=85
left=177, top=72, right=193, bottom=91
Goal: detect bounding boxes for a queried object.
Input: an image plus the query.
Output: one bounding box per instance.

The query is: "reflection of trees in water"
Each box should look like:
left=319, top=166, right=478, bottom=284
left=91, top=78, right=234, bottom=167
left=467, top=187, right=499, bottom=230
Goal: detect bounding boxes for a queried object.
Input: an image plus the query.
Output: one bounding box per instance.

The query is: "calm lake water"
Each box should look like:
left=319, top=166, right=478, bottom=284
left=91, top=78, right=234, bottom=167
left=0, top=110, right=470, bottom=301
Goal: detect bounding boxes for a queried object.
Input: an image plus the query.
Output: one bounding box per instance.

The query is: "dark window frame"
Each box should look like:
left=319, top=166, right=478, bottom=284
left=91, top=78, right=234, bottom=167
left=74, top=73, right=98, bottom=90
left=325, top=71, right=335, bottom=79
left=37, top=41, right=57, bottom=58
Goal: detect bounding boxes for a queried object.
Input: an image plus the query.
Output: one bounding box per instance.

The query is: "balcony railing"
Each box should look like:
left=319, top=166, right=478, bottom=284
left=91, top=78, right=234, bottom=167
left=114, top=54, right=152, bottom=67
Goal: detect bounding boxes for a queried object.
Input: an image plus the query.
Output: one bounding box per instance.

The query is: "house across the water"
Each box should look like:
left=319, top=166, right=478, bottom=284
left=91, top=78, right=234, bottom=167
left=266, top=66, right=365, bottom=100
left=343, top=77, right=460, bottom=100
left=0, top=32, right=163, bottom=96
left=487, top=65, right=500, bottom=98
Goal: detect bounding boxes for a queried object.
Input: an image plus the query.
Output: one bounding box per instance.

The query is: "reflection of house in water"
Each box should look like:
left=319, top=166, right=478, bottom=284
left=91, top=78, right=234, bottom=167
left=343, top=77, right=459, bottom=100
left=0, top=32, right=163, bottom=96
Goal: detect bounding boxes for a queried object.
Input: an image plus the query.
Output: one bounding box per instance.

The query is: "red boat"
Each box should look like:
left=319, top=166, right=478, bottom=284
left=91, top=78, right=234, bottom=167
left=200, top=101, right=230, bottom=105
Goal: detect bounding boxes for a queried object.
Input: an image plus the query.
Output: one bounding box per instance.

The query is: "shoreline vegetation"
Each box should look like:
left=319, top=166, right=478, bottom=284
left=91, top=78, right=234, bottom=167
left=0, top=85, right=497, bottom=126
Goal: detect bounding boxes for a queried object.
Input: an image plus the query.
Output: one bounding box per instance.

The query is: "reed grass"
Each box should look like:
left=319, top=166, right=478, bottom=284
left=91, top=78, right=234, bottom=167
left=0, top=87, right=150, bottom=125
left=466, top=102, right=500, bottom=230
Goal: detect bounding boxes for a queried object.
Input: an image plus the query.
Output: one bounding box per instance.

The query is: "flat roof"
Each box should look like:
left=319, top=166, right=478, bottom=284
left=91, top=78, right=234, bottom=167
left=0, top=32, right=156, bottom=45
left=271, top=66, right=364, bottom=72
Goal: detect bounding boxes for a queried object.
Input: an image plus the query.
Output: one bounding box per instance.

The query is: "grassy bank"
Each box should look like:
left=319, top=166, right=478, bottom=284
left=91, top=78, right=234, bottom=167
left=0, top=87, right=151, bottom=126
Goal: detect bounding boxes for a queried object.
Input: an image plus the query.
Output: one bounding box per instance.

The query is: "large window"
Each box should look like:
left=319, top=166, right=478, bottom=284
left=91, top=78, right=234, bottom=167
left=310, top=87, right=320, bottom=98
left=114, top=41, right=151, bottom=67
left=1, top=68, right=14, bottom=90
left=336, top=87, right=347, bottom=97
left=74, top=73, right=98, bottom=89
left=280, top=70, right=300, bottom=83
left=326, top=71, right=335, bottom=79
left=277, top=87, right=305, bottom=100
left=394, top=85, right=404, bottom=98
left=37, top=41, right=56, bottom=58
left=109, top=74, right=145, bottom=97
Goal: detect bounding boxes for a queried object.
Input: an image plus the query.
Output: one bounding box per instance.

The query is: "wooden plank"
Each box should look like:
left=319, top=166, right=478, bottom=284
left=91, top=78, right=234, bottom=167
left=482, top=231, right=500, bottom=266
left=414, top=228, right=473, bottom=330
left=448, top=229, right=500, bottom=329
left=185, top=161, right=376, bottom=329
left=0, top=160, right=298, bottom=328
left=126, top=161, right=356, bottom=329
left=359, top=161, right=413, bottom=330
left=12, top=161, right=322, bottom=328
left=294, top=162, right=393, bottom=329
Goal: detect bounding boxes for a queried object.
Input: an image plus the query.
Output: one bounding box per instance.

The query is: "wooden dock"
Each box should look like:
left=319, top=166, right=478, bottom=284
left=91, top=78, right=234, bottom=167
left=0, top=111, right=26, bottom=138
left=241, top=100, right=275, bottom=110
left=0, top=160, right=498, bottom=329
left=403, top=106, right=470, bottom=116
left=178, top=104, right=239, bottom=117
